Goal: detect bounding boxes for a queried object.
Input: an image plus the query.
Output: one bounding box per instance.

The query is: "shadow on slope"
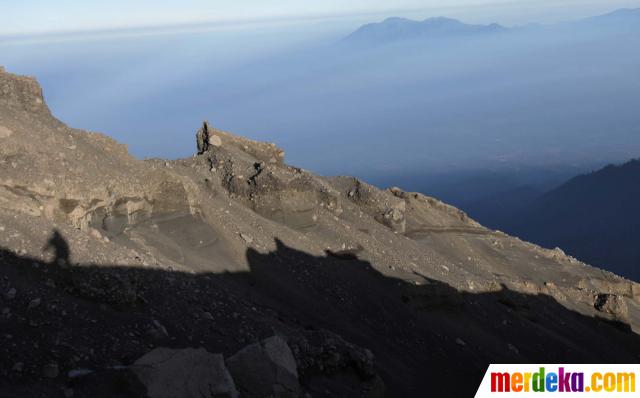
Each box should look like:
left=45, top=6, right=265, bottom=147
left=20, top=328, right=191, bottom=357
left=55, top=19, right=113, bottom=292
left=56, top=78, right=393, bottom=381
left=1, top=231, right=640, bottom=397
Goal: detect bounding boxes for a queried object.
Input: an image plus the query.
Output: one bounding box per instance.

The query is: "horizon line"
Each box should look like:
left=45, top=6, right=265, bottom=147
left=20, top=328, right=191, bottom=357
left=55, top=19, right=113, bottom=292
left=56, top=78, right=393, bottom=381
left=0, top=5, right=635, bottom=45
left=0, top=7, right=458, bottom=40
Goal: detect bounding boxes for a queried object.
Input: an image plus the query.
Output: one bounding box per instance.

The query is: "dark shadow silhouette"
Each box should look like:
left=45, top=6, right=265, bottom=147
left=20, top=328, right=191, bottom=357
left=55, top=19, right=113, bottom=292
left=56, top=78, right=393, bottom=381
left=43, top=229, right=71, bottom=268
left=2, top=233, right=640, bottom=397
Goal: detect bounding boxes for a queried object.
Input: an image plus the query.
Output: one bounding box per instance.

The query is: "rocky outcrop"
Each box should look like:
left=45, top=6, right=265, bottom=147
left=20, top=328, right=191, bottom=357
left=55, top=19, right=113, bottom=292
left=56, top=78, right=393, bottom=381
left=196, top=121, right=211, bottom=154
left=594, top=293, right=629, bottom=321
left=197, top=131, right=340, bottom=231
left=0, top=68, right=203, bottom=241
left=0, top=68, right=52, bottom=116
left=330, top=177, right=406, bottom=233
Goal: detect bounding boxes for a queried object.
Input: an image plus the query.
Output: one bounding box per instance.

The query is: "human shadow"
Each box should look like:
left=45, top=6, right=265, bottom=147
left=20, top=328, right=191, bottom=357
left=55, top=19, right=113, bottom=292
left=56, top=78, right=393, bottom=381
left=2, top=233, right=640, bottom=398
left=43, top=229, right=71, bottom=268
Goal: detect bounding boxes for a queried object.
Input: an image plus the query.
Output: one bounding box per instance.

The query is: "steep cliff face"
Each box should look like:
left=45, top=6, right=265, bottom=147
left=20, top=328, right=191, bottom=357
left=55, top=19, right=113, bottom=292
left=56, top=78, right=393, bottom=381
left=2, top=67, right=640, bottom=397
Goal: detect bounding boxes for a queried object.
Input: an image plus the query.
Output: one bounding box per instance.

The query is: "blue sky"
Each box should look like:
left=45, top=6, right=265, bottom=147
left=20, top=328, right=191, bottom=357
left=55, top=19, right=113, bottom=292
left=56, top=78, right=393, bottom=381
left=2, top=0, right=640, bottom=36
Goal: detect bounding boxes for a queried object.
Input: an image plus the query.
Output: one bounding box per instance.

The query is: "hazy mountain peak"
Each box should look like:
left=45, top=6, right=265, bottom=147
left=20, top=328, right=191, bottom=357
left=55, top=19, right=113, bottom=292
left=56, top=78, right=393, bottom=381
left=344, top=16, right=507, bottom=45
left=380, top=16, right=414, bottom=24
left=422, top=16, right=464, bottom=24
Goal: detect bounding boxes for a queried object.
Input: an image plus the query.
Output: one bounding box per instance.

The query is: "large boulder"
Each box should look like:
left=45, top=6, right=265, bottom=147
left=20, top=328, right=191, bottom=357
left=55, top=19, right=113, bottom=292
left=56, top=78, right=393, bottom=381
left=131, top=347, right=238, bottom=398
left=226, top=336, right=302, bottom=398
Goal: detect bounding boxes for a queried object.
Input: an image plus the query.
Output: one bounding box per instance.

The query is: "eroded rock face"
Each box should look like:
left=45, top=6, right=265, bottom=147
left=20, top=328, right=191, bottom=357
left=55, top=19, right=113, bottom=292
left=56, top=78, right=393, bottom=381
left=246, top=171, right=322, bottom=231
left=203, top=141, right=340, bottom=231
left=0, top=70, right=50, bottom=115
left=594, top=294, right=629, bottom=321
left=0, top=68, right=202, bottom=238
left=132, top=348, right=238, bottom=398
left=331, top=176, right=406, bottom=233
left=226, top=336, right=302, bottom=398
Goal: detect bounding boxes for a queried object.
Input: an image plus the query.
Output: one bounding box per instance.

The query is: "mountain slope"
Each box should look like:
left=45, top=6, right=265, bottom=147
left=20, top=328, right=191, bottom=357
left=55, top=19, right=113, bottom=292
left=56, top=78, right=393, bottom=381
left=3, top=67, right=640, bottom=397
left=343, top=16, right=506, bottom=45
left=508, top=159, right=640, bottom=281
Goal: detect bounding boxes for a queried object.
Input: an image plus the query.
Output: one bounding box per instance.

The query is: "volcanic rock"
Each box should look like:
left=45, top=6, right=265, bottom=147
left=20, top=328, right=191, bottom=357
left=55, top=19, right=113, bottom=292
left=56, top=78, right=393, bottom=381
left=226, top=336, right=302, bottom=398
left=132, top=347, right=238, bottom=398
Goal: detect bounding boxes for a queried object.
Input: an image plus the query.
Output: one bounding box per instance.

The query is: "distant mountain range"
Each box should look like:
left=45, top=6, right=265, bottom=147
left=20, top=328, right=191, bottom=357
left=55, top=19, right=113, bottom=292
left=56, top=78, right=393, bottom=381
left=343, top=16, right=506, bottom=44
left=343, top=8, right=640, bottom=46
left=468, top=159, right=640, bottom=281
left=343, top=9, right=640, bottom=281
